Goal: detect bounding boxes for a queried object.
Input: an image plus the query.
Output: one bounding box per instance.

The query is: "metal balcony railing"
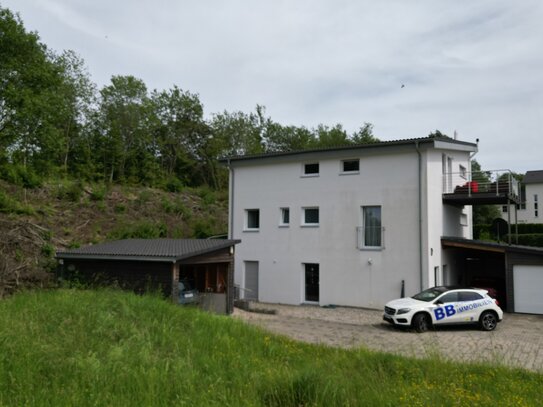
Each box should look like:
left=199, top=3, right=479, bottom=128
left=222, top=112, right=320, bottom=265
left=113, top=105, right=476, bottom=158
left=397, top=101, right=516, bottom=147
left=442, top=169, right=519, bottom=198
left=356, top=226, right=385, bottom=249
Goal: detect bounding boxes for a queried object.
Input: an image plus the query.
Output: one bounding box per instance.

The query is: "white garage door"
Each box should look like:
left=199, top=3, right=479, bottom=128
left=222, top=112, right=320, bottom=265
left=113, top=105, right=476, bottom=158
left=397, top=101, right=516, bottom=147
left=513, top=265, right=543, bottom=314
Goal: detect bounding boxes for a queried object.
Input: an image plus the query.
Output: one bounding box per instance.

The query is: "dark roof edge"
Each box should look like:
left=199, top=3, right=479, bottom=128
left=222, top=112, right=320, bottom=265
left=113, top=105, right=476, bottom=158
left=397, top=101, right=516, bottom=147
left=441, top=236, right=543, bottom=254
left=219, top=136, right=477, bottom=163
left=55, top=239, right=241, bottom=262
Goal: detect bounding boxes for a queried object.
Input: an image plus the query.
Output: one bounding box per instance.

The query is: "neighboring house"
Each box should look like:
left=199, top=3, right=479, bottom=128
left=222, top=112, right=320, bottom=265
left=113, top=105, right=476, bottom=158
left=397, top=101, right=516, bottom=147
left=501, top=170, right=543, bottom=224
left=223, top=136, right=490, bottom=309
left=56, top=239, right=240, bottom=314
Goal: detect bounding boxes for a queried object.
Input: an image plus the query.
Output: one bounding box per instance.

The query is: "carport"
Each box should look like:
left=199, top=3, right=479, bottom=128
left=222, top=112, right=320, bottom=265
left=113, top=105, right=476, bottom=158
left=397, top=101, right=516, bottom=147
left=56, top=238, right=240, bottom=314
left=442, top=237, right=543, bottom=314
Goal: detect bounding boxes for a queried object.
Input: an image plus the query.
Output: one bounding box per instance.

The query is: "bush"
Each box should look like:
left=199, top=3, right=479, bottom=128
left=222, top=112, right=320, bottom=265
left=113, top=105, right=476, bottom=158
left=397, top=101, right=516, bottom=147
left=89, top=184, right=108, bottom=201
left=0, top=190, right=34, bottom=215
left=164, top=177, right=184, bottom=193
left=0, top=164, right=43, bottom=188
left=56, top=180, right=84, bottom=202
left=161, top=198, right=192, bottom=218
left=516, top=223, right=543, bottom=234
left=107, top=221, right=168, bottom=240
left=505, top=234, right=543, bottom=247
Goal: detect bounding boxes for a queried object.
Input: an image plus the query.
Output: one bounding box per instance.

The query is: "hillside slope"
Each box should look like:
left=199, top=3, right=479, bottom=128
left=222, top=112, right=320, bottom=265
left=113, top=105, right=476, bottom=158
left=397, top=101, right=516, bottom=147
left=0, top=180, right=228, bottom=296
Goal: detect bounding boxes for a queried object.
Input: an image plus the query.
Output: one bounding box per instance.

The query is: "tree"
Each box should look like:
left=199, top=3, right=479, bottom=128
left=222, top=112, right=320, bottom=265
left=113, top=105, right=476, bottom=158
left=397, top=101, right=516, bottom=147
left=95, top=75, right=155, bottom=183
left=0, top=7, right=65, bottom=174
left=471, top=160, right=501, bottom=225
left=352, top=123, right=379, bottom=144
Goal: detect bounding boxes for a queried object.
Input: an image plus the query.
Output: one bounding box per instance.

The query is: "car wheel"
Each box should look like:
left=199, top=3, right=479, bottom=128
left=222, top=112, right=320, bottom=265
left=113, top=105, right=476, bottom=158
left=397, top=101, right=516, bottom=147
left=480, top=311, right=498, bottom=331
left=412, top=313, right=431, bottom=333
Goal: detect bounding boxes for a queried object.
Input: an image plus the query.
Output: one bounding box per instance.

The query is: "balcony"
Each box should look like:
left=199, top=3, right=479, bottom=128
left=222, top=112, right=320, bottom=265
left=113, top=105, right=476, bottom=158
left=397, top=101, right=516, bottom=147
left=442, top=170, right=520, bottom=206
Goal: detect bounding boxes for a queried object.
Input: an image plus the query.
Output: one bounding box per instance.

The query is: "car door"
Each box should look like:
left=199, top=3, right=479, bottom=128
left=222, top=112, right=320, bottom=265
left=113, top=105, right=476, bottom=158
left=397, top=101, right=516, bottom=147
left=455, top=291, right=485, bottom=323
left=432, top=291, right=462, bottom=325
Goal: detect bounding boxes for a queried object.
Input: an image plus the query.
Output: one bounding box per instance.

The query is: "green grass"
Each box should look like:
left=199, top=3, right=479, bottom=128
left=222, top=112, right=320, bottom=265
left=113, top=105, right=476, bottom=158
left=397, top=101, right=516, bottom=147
left=0, top=289, right=541, bottom=406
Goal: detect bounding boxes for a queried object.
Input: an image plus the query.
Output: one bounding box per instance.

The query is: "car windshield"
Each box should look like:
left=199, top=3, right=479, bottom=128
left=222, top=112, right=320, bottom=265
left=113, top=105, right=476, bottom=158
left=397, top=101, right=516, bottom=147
left=412, top=287, right=448, bottom=302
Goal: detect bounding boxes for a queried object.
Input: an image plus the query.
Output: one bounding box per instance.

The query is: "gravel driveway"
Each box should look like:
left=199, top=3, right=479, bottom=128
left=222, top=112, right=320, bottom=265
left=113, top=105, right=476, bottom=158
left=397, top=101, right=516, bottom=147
left=233, top=303, right=543, bottom=372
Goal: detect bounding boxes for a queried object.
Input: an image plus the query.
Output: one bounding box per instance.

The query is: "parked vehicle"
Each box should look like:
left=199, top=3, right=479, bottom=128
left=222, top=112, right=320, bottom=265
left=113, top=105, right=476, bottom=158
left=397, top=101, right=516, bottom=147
left=178, top=279, right=199, bottom=305
left=383, top=286, right=503, bottom=333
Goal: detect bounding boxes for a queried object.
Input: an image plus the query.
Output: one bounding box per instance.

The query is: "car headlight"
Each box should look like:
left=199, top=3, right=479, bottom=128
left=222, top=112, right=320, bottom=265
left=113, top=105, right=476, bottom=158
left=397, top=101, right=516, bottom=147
left=397, top=308, right=411, bottom=315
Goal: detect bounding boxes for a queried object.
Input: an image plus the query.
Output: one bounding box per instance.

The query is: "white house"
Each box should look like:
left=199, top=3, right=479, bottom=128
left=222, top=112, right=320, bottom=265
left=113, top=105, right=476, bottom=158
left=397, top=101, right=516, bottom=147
left=223, top=136, right=483, bottom=309
left=500, top=170, right=543, bottom=224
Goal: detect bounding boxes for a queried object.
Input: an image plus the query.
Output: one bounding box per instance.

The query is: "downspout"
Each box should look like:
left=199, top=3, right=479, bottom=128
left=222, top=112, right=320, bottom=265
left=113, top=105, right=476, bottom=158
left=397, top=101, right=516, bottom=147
left=227, top=159, right=234, bottom=240
left=415, top=142, right=423, bottom=291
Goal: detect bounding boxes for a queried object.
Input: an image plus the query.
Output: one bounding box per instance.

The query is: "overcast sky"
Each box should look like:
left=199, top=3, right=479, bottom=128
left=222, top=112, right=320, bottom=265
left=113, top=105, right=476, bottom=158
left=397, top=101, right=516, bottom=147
left=4, top=0, right=543, bottom=173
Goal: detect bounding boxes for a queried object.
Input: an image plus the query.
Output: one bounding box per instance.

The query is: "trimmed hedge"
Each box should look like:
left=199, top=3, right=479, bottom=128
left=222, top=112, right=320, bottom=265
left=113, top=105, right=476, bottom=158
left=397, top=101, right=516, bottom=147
left=504, top=234, right=543, bottom=248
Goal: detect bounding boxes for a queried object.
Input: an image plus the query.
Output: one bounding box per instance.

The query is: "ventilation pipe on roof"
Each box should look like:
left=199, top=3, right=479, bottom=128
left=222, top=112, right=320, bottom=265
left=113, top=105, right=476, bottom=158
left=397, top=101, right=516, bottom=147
left=415, top=141, right=423, bottom=292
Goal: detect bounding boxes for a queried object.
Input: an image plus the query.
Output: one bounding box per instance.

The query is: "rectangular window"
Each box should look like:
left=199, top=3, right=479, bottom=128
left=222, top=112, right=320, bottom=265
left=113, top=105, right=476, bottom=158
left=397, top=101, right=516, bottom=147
left=502, top=205, right=508, bottom=213
left=303, top=162, right=319, bottom=176
left=280, top=207, right=290, bottom=226
left=302, top=207, right=319, bottom=226
left=535, top=195, right=539, bottom=218
left=362, top=206, right=382, bottom=248
left=341, top=159, right=360, bottom=173
left=459, top=164, right=467, bottom=179
left=245, top=209, right=260, bottom=230
left=460, top=213, right=468, bottom=226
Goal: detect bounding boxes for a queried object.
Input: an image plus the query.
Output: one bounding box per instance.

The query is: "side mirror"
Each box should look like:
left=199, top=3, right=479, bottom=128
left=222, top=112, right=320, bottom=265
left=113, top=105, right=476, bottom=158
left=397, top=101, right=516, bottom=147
left=434, top=300, right=443, bottom=305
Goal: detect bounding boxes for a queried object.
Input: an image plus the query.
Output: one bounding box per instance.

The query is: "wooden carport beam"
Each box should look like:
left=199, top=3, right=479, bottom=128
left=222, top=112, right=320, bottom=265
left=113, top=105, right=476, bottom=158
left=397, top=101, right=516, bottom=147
left=442, top=240, right=506, bottom=253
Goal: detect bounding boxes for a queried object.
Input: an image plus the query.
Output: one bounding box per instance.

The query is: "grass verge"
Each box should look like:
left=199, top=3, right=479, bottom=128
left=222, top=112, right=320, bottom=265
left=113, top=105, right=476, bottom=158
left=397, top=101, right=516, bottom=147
left=0, top=289, right=541, bottom=406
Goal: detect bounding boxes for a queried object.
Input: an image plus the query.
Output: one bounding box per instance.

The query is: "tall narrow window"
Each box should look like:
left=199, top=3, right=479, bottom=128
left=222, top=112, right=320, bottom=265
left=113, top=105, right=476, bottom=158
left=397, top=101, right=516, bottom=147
left=280, top=207, right=290, bottom=226
left=302, top=207, right=319, bottom=226
left=535, top=194, right=539, bottom=218
left=363, top=206, right=382, bottom=247
left=245, top=209, right=260, bottom=230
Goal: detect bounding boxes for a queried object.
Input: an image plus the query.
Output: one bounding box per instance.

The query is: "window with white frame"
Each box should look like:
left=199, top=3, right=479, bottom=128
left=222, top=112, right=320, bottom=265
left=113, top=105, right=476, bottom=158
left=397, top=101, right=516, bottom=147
left=279, top=207, right=290, bottom=226
left=245, top=209, right=260, bottom=230
left=459, top=164, right=467, bottom=179
left=303, top=162, right=319, bottom=176
left=460, top=213, right=468, bottom=226
left=341, top=159, right=360, bottom=174
left=361, top=206, right=382, bottom=248
left=302, top=207, right=319, bottom=226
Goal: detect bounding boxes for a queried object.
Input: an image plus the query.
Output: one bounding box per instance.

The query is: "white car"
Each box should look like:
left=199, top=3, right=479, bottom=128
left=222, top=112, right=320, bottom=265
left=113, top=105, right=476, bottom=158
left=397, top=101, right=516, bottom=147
left=383, top=286, right=503, bottom=333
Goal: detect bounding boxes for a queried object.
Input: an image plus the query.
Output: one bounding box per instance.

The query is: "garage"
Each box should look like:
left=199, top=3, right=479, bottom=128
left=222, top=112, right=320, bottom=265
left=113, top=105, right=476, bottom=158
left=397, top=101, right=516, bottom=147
left=513, top=265, right=543, bottom=314
left=56, top=238, right=240, bottom=314
left=442, top=237, right=543, bottom=314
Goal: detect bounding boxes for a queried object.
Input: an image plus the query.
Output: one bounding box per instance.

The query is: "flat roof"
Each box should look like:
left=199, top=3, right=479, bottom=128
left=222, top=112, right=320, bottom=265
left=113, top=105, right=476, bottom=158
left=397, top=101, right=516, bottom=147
left=441, top=236, right=543, bottom=255
left=56, top=239, right=241, bottom=263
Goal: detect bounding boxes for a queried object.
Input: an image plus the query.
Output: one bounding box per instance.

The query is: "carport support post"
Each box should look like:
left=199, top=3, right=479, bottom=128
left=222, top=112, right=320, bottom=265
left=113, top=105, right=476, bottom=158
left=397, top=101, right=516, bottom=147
left=171, top=262, right=179, bottom=303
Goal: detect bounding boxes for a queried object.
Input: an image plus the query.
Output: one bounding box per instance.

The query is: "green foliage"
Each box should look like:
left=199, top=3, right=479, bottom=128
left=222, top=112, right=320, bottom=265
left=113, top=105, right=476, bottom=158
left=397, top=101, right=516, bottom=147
left=0, top=289, right=541, bottom=406
left=41, top=243, right=55, bottom=258
left=55, top=180, right=84, bottom=202
left=516, top=223, right=543, bottom=234
left=161, top=197, right=191, bottom=218
left=506, top=234, right=543, bottom=248
left=191, top=218, right=215, bottom=238
left=89, top=184, right=107, bottom=201
left=0, top=190, right=34, bottom=214
left=107, top=221, right=167, bottom=240
left=114, top=203, right=126, bottom=213
left=0, top=164, right=43, bottom=188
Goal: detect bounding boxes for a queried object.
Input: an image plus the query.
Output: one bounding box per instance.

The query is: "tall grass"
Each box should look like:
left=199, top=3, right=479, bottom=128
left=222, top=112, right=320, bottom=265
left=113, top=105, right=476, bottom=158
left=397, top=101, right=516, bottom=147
left=0, top=289, right=541, bottom=406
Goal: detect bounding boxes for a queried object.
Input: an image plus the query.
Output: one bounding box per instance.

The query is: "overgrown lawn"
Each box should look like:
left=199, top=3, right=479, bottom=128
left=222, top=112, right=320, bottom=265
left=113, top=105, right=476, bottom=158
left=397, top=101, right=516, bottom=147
left=0, top=289, right=540, bottom=406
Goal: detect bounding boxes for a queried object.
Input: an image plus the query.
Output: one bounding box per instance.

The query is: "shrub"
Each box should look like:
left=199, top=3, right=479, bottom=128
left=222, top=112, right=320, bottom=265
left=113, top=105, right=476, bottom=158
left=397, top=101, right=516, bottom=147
left=164, top=177, right=184, bottom=193
left=0, top=190, right=34, bottom=215
left=89, top=184, right=108, bottom=201
left=505, top=233, right=543, bottom=247
left=56, top=180, right=84, bottom=202
left=161, top=198, right=192, bottom=218
left=107, top=221, right=168, bottom=240
left=114, top=204, right=127, bottom=214
left=0, top=164, right=43, bottom=188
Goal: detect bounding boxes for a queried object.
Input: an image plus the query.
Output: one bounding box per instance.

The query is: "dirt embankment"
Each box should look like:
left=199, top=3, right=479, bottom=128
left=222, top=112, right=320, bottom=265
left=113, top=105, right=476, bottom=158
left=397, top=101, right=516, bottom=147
left=0, top=181, right=228, bottom=297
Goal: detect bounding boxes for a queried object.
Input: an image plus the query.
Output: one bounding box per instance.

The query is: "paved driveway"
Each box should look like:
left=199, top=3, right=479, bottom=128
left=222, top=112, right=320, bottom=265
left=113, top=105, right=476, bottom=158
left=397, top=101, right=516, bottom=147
left=233, top=303, right=543, bottom=372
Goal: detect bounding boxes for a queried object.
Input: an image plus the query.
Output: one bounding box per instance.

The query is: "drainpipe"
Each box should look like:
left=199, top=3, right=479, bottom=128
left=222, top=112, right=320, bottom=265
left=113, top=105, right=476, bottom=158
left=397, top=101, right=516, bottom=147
left=415, top=142, right=423, bottom=291
left=227, top=158, right=234, bottom=240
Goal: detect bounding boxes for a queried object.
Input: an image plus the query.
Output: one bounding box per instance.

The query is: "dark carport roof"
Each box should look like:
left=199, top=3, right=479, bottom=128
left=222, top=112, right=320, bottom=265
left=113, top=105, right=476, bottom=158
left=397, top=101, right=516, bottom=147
left=441, top=236, right=543, bottom=255
left=56, top=239, right=241, bottom=263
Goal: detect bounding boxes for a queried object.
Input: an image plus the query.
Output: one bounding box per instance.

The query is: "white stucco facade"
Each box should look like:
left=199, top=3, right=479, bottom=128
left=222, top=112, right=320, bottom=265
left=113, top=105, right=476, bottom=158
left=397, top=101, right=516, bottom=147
left=226, top=137, right=477, bottom=309
left=500, top=180, right=543, bottom=224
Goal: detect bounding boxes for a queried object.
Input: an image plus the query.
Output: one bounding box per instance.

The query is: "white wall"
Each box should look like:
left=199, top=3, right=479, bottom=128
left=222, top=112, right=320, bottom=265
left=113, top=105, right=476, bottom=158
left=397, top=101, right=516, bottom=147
left=501, top=183, right=543, bottom=224
left=230, top=143, right=474, bottom=309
